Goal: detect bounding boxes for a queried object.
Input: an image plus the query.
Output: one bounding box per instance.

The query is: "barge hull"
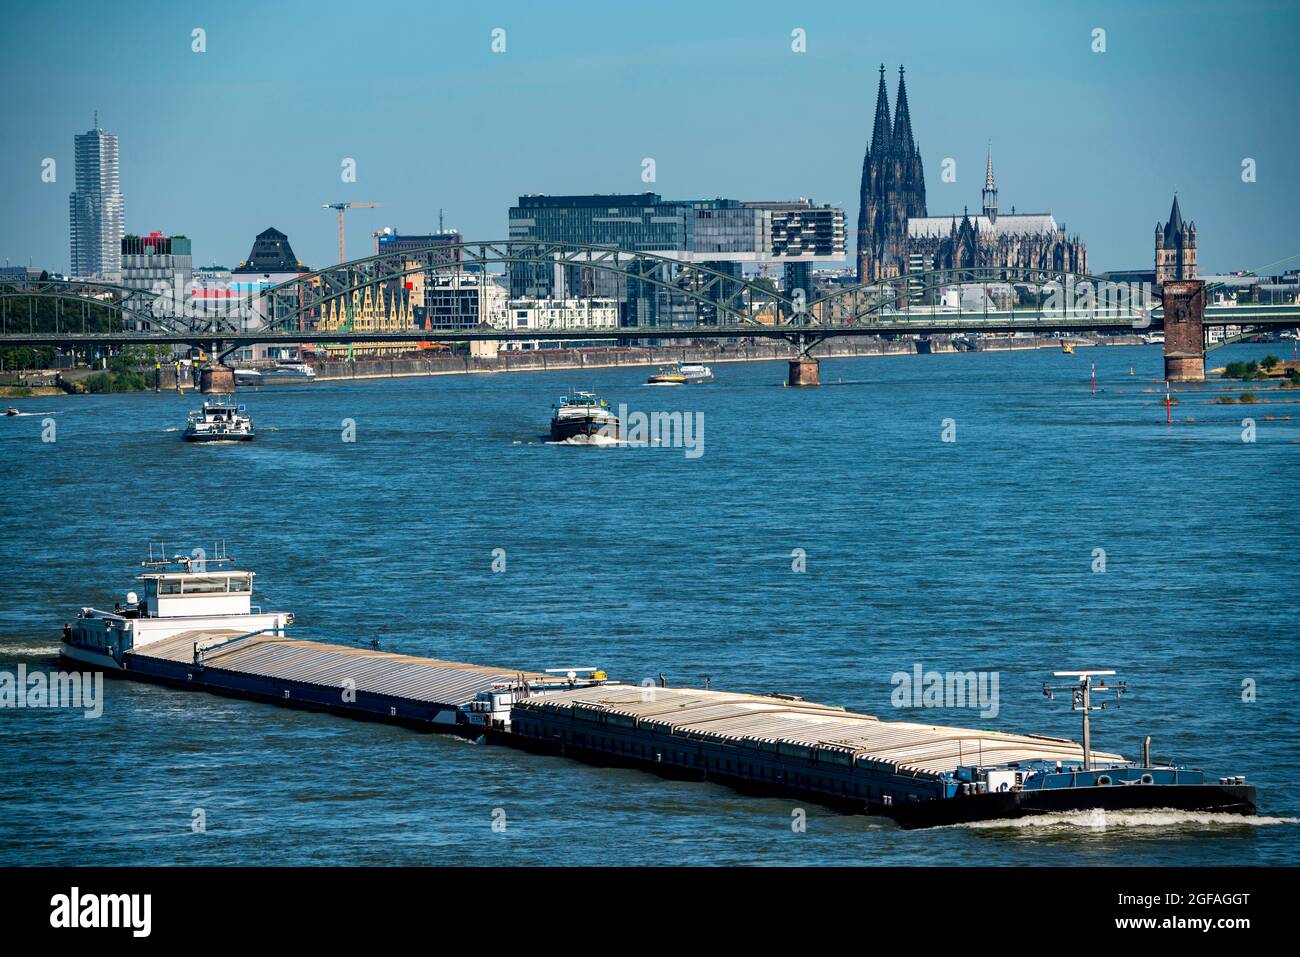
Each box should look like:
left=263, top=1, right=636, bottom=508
left=887, top=783, right=1258, bottom=829
left=494, top=729, right=1257, bottom=829
left=63, top=630, right=544, bottom=738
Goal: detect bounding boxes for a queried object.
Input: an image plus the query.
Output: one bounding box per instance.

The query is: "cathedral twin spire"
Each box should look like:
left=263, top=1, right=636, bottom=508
left=867, top=64, right=918, bottom=159
left=857, top=65, right=927, bottom=282
left=870, top=65, right=893, bottom=155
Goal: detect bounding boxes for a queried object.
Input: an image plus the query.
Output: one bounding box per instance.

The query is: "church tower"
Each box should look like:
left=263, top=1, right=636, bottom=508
left=856, top=65, right=926, bottom=282
left=857, top=66, right=892, bottom=282
left=982, top=143, right=998, bottom=223
left=1155, top=194, right=1196, bottom=285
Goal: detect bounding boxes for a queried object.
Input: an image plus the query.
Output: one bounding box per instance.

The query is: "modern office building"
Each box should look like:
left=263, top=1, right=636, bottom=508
left=422, top=272, right=508, bottom=331
left=0, top=266, right=46, bottom=281
left=507, top=194, right=772, bottom=322
left=68, top=115, right=125, bottom=281
left=498, top=297, right=619, bottom=350
left=374, top=228, right=463, bottom=264
left=743, top=198, right=846, bottom=299
left=121, top=232, right=192, bottom=295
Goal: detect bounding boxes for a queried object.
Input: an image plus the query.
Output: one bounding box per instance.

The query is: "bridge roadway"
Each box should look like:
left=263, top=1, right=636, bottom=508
left=0, top=304, right=1295, bottom=350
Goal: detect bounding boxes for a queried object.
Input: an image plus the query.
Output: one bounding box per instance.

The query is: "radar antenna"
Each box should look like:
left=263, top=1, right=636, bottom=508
left=1042, top=670, right=1128, bottom=770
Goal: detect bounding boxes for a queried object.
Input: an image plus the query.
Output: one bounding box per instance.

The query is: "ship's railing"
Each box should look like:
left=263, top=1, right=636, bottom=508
left=193, top=625, right=278, bottom=667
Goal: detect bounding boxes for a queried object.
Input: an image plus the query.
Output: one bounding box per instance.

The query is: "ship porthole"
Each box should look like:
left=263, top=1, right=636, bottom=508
left=1096, top=774, right=1112, bottom=786
left=1139, top=773, right=1154, bottom=785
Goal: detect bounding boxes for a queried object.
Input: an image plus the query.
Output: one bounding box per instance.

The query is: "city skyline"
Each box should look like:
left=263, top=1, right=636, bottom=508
left=2, top=0, right=1299, bottom=276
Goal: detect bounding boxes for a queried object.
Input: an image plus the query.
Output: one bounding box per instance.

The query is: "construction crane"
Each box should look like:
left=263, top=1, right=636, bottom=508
left=322, top=202, right=382, bottom=263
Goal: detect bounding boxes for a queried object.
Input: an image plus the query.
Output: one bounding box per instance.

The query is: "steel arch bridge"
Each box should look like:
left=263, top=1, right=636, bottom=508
left=0, top=277, right=180, bottom=334
left=2, top=244, right=1296, bottom=356
left=808, top=265, right=1166, bottom=326
left=256, top=238, right=794, bottom=333
left=0, top=254, right=1180, bottom=338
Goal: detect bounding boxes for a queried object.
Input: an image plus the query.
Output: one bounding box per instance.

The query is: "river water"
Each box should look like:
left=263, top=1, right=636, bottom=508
left=2, top=342, right=1297, bottom=866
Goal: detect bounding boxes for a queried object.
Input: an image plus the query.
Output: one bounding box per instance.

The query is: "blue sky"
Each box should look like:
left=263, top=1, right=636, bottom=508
left=1, top=0, right=1297, bottom=275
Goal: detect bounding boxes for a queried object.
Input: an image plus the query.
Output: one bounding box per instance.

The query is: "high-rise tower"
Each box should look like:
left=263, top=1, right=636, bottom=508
left=1155, top=194, right=1196, bottom=285
left=857, top=66, right=926, bottom=282
left=68, top=113, right=125, bottom=281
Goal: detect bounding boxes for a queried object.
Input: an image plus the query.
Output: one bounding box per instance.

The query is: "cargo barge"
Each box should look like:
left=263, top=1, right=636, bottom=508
left=61, top=551, right=1257, bottom=828
left=499, top=683, right=1256, bottom=829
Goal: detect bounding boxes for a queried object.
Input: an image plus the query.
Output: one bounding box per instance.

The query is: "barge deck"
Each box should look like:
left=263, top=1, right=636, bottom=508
left=119, top=629, right=545, bottom=735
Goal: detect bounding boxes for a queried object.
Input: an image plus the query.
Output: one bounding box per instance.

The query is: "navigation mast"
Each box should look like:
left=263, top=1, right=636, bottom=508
left=1042, top=670, right=1128, bottom=770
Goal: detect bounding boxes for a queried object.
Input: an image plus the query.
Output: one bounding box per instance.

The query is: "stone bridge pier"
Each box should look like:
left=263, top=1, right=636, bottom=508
left=788, top=356, right=820, bottom=387
left=1162, top=279, right=1206, bottom=382
left=198, top=364, right=235, bottom=394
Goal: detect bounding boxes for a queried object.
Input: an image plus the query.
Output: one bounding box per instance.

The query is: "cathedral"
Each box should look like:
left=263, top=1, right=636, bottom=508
left=856, top=66, right=926, bottom=282
left=857, top=67, right=1088, bottom=282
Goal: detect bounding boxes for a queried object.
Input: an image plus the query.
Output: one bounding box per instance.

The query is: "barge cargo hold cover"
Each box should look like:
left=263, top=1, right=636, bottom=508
left=123, top=629, right=545, bottom=733
left=506, top=684, right=1256, bottom=828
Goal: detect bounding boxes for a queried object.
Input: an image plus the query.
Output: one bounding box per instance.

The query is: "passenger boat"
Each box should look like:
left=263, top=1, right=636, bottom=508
left=184, top=399, right=254, bottom=442
left=60, top=546, right=293, bottom=672
left=647, top=361, right=714, bottom=385
left=260, top=358, right=316, bottom=381
left=646, top=368, right=687, bottom=386
left=549, top=391, right=619, bottom=443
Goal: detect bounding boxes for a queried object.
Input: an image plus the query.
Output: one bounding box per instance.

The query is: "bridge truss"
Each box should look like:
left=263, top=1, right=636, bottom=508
left=1, top=244, right=1296, bottom=357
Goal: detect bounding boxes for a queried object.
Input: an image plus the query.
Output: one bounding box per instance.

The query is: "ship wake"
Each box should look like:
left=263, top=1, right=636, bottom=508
left=546, top=434, right=620, bottom=447
left=952, top=808, right=1299, bottom=832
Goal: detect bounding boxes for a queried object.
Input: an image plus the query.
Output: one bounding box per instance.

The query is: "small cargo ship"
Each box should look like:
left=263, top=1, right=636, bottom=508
left=646, top=368, right=687, bottom=386
left=549, top=391, right=620, bottom=443
left=184, top=399, right=254, bottom=442
left=647, top=361, right=714, bottom=385
left=260, top=358, right=316, bottom=381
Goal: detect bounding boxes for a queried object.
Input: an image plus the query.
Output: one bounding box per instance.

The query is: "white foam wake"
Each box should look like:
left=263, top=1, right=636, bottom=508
left=546, top=434, right=620, bottom=447
left=1, top=644, right=63, bottom=656
left=954, top=809, right=1299, bottom=831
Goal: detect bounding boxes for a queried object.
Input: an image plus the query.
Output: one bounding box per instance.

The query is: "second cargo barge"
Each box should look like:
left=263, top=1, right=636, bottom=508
left=500, top=683, right=1257, bottom=828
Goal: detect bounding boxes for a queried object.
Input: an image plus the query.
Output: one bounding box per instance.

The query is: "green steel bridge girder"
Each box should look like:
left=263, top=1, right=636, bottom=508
left=258, top=239, right=789, bottom=331
left=2, top=243, right=1299, bottom=346
left=2, top=306, right=1297, bottom=351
